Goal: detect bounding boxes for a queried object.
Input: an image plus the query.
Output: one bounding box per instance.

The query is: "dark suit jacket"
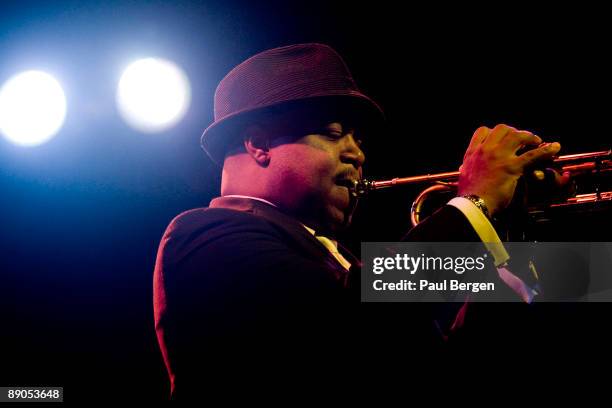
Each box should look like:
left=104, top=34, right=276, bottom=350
left=153, top=196, right=481, bottom=399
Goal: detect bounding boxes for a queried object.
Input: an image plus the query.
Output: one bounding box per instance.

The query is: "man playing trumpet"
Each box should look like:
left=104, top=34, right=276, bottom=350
left=153, top=43, right=565, bottom=400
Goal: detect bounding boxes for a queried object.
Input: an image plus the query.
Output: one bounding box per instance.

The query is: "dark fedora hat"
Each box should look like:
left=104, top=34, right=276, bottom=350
left=200, top=43, right=385, bottom=165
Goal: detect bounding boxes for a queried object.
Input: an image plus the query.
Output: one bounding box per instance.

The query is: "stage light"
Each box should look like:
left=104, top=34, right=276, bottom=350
left=116, top=58, right=191, bottom=133
left=0, top=71, right=67, bottom=147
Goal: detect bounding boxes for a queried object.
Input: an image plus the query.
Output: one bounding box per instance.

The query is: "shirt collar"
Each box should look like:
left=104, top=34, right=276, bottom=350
left=301, top=224, right=338, bottom=249
left=222, top=194, right=278, bottom=208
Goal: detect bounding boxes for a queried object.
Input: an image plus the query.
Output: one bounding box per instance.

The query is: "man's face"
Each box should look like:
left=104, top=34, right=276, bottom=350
left=268, top=113, right=366, bottom=236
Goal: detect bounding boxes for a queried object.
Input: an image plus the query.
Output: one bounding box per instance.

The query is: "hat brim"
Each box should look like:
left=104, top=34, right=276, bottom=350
left=200, top=93, right=385, bottom=166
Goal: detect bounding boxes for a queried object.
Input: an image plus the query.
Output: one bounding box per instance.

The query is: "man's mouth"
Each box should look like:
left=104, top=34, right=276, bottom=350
left=334, top=177, right=360, bottom=200
left=334, top=177, right=360, bottom=221
left=335, top=178, right=357, bottom=190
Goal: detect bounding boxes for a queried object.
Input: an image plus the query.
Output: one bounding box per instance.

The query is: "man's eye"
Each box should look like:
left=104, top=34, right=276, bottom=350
left=324, top=130, right=343, bottom=139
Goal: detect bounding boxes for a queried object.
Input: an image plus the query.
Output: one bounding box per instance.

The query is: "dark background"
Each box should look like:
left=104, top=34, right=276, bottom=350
left=0, top=0, right=610, bottom=401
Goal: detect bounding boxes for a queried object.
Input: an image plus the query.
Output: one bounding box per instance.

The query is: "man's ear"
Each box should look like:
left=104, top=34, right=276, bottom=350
left=243, top=125, right=271, bottom=166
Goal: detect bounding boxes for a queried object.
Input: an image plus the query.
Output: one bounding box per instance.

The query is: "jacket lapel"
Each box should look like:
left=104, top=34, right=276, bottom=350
left=209, top=196, right=351, bottom=283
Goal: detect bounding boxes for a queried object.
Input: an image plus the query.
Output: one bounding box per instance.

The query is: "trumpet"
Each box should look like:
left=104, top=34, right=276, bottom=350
left=350, top=149, right=612, bottom=226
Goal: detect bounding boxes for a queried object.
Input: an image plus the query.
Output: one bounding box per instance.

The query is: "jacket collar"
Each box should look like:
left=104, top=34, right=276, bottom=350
left=208, top=196, right=359, bottom=280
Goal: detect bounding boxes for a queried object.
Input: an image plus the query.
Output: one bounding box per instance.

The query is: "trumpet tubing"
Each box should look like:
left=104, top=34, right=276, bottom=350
left=350, top=149, right=612, bottom=226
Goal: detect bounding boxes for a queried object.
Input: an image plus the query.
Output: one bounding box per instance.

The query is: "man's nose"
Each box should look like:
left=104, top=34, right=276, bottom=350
left=341, top=134, right=365, bottom=168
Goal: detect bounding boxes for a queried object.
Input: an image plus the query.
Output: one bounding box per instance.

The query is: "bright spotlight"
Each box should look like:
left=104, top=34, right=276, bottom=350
left=117, top=58, right=191, bottom=133
left=0, top=71, right=67, bottom=147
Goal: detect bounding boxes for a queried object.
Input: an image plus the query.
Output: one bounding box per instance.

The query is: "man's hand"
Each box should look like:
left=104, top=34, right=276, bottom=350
left=458, top=124, right=562, bottom=216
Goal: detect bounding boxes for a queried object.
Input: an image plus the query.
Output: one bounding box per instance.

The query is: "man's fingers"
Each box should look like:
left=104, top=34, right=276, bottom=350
left=532, top=169, right=571, bottom=186
left=486, top=123, right=514, bottom=144
left=500, top=130, right=542, bottom=151
left=517, top=142, right=561, bottom=168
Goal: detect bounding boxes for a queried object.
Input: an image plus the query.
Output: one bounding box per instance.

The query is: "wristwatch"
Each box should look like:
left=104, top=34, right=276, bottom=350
left=461, top=194, right=491, bottom=219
